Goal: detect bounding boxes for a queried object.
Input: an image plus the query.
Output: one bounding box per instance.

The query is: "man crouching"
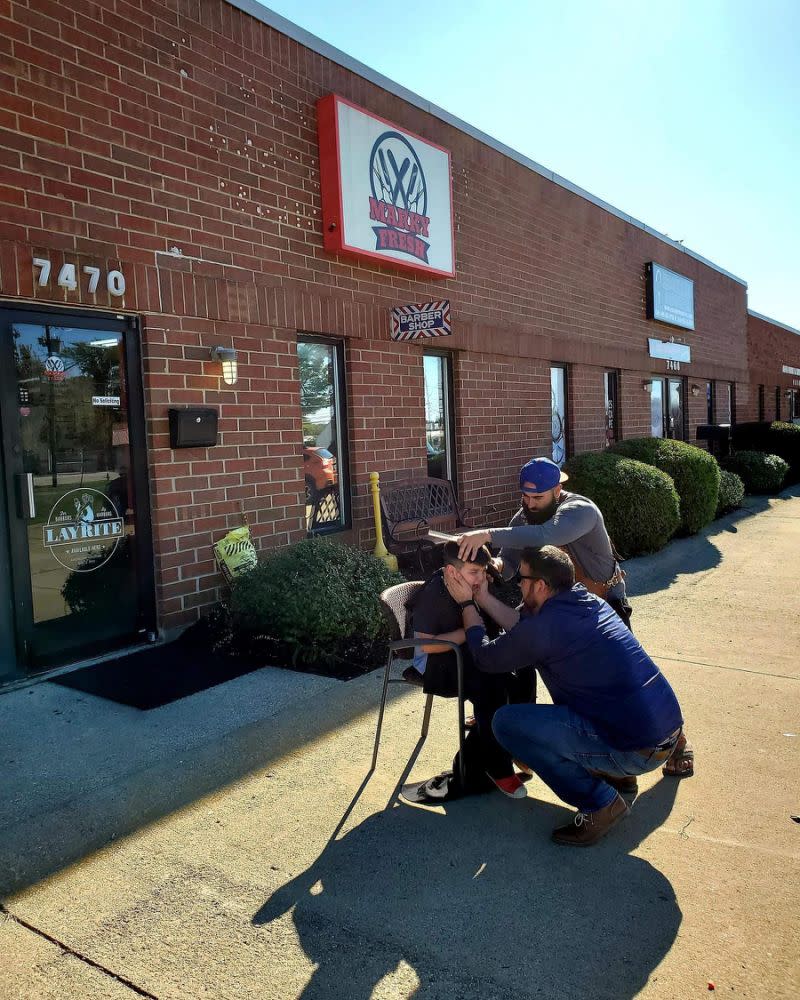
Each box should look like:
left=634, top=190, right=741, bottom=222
left=446, top=545, right=684, bottom=846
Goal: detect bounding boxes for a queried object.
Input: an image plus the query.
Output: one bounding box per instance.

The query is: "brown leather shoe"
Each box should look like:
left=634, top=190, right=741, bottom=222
left=552, top=794, right=630, bottom=847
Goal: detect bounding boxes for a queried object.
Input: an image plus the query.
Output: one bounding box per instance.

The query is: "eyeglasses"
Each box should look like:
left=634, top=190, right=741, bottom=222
left=512, top=571, right=542, bottom=584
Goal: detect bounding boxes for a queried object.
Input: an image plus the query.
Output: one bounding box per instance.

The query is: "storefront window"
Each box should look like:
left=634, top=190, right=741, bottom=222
left=758, top=385, right=765, bottom=422
left=722, top=382, right=735, bottom=425
left=706, top=381, right=714, bottom=425
left=423, top=353, right=455, bottom=482
left=775, top=386, right=781, bottom=421
left=550, top=365, right=568, bottom=465
left=603, top=371, right=619, bottom=447
left=650, top=379, right=665, bottom=438
left=790, top=389, right=800, bottom=425
left=298, top=338, right=348, bottom=533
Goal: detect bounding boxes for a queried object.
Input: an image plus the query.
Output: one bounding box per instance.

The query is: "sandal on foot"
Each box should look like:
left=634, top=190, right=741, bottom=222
left=662, top=744, right=694, bottom=778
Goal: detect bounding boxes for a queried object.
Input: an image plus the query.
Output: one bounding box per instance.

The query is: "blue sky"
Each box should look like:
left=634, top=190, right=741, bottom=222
left=258, top=0, right=800, bottom=329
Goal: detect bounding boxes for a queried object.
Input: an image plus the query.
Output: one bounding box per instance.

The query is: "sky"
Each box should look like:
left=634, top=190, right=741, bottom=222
left=256, top=0, right=800, bottom=330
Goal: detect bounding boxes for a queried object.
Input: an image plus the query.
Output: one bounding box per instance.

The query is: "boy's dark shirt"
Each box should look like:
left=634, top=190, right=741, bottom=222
left=409, top=569, right=467, bottom=697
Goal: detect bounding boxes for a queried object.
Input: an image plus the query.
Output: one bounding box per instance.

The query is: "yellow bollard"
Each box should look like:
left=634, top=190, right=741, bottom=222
left=369, top=471, right=399, bottom=571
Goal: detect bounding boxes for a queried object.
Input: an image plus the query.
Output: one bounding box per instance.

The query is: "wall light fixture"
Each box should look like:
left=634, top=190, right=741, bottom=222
left=210, top=345, right=238, bottom=385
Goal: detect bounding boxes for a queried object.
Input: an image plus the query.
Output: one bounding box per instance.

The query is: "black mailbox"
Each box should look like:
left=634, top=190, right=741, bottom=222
left=168, top=407, right=219, bottom=449
left=696, top=423, right=730, bottom=459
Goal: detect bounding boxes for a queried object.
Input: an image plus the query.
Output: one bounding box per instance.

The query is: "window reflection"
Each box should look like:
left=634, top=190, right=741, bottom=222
left=650, top=379, right=664, bottom=438
left=299, top=339, right=346, bottom=531
left=551, top=366, right=567, bottom=465
left=424, top=354, right=451, bottom=480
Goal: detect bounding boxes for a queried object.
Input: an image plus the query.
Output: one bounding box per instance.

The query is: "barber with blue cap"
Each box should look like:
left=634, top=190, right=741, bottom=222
left=457, top=456, right=694, bottom=779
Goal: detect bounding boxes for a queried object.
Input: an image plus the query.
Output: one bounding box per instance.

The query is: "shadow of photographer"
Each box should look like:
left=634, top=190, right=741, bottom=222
left=253, top=778, right=682, bottom=1000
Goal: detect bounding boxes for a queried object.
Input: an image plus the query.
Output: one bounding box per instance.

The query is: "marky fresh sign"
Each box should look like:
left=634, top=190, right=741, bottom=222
left=317, top=94, right=455, bottom=278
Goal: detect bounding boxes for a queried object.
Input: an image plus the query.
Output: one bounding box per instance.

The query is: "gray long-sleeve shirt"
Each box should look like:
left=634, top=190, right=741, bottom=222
left=490, top=491, right=626, bottom=601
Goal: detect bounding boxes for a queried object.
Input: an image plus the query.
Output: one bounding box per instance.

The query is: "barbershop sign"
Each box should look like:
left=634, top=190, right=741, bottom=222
left=390, top=300, right=452, bottom=341
left=317, top=94, right=455, bottom=278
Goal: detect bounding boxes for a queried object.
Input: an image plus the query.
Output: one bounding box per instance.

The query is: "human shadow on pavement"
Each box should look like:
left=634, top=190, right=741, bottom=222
left=253, top=779, right=681, bottom=1000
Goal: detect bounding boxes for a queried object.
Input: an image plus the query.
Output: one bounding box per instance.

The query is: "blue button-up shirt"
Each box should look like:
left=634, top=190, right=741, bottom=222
left=467, top=586, right=683, bottom=751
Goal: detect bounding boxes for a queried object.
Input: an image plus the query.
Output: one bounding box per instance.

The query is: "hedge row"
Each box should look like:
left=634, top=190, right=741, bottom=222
left=721, top=451, right=789, bottom=494
left=732, top=421, right=800, bottom=483
left=563, top=452, right=679, bottom=557
left=610, top=438, right=720, bottom=535
left=230, top=536, right=403, bottom=666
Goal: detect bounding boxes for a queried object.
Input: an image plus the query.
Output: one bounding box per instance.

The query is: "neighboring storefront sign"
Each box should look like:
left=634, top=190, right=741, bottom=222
left=317, top=94, right=455, bottom=277
left=44, top=355, right=65, bottom=382
left=782, top=364, right=800, bottom=376
left=390, top=300, right=452, bottom=341
left=646, top=262, right=695, bottom=331
left=42, top=489, right=124, bottom=572
left=648, top=338, right=691, bottom=363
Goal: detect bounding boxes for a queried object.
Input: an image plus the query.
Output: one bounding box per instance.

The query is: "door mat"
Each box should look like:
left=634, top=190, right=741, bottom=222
left=52, top=627, right=263, bottom=710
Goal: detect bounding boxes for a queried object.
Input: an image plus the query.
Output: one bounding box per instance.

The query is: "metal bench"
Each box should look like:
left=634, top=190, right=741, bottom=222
left=379, top=477, right=471, bottom=577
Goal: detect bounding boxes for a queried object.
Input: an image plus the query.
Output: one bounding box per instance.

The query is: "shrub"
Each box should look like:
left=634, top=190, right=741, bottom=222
left=731, top=420, right=800, bottom=484
left=229, top=536, right=403, bottom=666
left=716, top=470, right=745, bottom=516
left=721, top=451, right=789, bottom=494
left=766, top=422, right=800, bottom=484
left=562, top=451, right=680, bottom=557
left=611, top=438, right=721, bottom=535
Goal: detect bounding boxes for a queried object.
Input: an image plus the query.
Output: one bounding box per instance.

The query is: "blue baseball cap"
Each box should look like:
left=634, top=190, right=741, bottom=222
left=519, top=457, right=569, bottom=493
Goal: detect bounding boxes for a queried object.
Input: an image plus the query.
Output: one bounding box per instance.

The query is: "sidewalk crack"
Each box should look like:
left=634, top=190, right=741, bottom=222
left=0, top=904, right=160, bottom=999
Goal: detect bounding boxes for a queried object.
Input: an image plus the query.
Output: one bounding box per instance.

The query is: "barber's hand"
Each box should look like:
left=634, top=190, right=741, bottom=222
left=473, top=574, right=490, bottom=605
left=444, top=569, right=473, bottom=605
left=457, top=530, right=491, bottom=562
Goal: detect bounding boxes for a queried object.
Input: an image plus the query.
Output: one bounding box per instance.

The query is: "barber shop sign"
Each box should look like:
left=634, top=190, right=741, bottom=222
left=317, top=94, right=455, bottom=278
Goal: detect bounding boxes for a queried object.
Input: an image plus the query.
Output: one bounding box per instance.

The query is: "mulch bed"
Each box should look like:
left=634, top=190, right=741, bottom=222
left=53, top=611, right=389, bottom=710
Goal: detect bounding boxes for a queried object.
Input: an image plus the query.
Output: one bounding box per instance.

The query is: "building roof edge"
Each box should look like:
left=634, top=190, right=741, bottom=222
left=748, top=310, right=800, bottom=337
left=228, top=1, right=747, bottom=288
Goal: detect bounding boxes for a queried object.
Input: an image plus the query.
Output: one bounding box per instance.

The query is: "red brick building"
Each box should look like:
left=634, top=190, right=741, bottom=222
left=0, top=0, right=794, bottom=683
left=746, top=311, right=800, bottom=423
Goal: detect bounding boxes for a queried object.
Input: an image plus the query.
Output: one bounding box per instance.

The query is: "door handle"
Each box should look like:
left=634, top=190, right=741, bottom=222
left=18, top=473, right=36, bottom=519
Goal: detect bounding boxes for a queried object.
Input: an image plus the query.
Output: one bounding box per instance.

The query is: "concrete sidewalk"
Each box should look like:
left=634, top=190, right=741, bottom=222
left=2, top=489, right=799, bottom=1000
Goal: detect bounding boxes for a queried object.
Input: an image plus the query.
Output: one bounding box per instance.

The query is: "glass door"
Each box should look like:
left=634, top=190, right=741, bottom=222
left=667, top=378, right=685, bottom=440
left=0, top=308, right=155, bottom=670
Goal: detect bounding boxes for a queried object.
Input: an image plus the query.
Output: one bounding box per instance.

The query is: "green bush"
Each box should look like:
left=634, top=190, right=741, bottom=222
left=732, top=421, right=800, bottom=484
left=767, top=422, right=800, bottom=484
left=611, top=438, right=721, bottom=535
left=562, top=451, right=680, bottom=557
left=229, top=536, right=403, bottom=665
left=716, top=469, right=745, bottom=516
left=720, top=451, right=789, bottom=494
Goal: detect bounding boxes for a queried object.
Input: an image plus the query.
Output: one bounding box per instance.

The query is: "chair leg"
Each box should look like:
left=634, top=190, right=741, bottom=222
left=371, top=655, right=394, bottom=772
left=456, top=655, right=467, bottom=788
left=420, top=692, right=434, bottom=739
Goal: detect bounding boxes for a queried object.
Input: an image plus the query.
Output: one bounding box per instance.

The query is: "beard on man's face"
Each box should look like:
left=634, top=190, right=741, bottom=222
left=522, top=496, right=560, bottom=524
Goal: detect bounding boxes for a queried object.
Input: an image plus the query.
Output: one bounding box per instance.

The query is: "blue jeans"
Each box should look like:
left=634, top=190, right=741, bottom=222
left=492, top=703, right=672, bottom=813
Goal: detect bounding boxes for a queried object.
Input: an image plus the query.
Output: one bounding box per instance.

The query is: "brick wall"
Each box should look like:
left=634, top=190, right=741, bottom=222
left=0, top=0, right=758, bottom=629
left=746, top=313, right=800, bottom=423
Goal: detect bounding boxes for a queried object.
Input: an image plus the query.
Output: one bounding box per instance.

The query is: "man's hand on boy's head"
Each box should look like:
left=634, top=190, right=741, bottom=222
left=457, top=530, right=491, bottom=562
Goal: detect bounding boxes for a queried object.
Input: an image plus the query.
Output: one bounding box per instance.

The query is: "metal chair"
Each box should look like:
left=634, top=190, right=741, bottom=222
left=371, top=580, right=466, bottom=787
left=307, top=484, right=341, bottom=533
